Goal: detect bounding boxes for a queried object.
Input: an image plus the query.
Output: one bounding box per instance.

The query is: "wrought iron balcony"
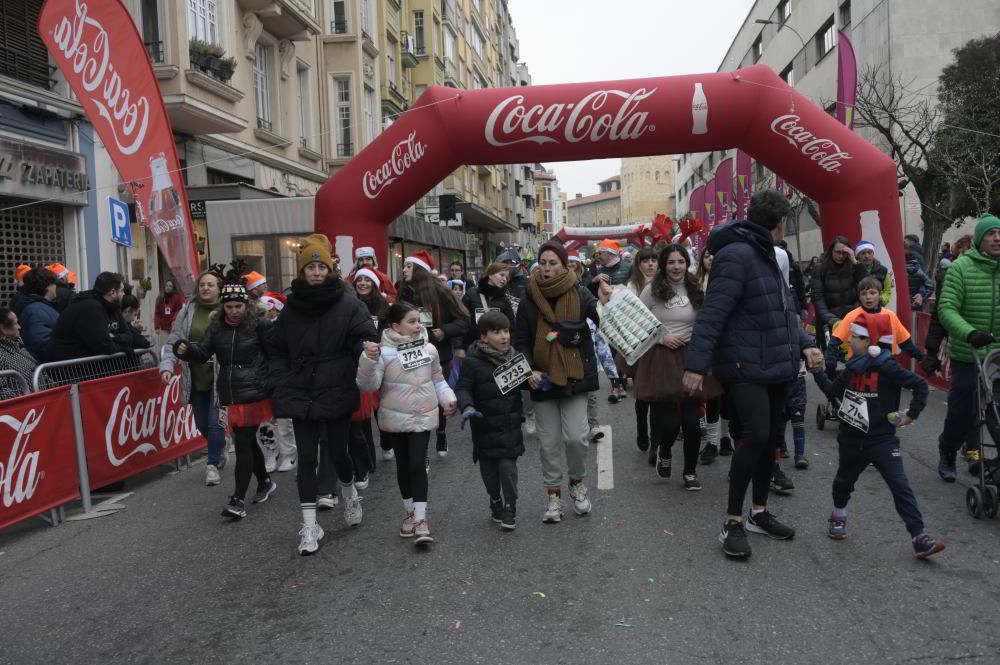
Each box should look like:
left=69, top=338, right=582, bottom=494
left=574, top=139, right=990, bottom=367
left=330, top=20, right=348, bottom=34
left=337, top=142, right=353, bottom=157
left=145, top=41, right=164, bottom=63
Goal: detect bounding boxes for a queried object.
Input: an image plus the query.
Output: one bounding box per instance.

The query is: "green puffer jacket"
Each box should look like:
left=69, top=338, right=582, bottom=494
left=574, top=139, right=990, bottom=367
left=937, top=248, right=1000, bottom=362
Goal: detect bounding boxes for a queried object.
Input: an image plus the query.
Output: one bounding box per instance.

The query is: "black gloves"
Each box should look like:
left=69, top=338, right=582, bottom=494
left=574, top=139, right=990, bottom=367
left=920, top=353, right=942, bottom=374
left=967, top=331, right=995, bottom=349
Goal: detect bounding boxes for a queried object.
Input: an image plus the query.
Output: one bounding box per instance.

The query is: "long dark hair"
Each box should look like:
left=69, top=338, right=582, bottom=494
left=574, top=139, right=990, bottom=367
left=822, top=235, right=853, bottom=274
left=651, top=243, right=704, bottom=308
left=627, top=247, right=657, bottom=294
left=404, top=264, right=468, bottom=325
left=388, top=301, right=418, bottom=326
left=695, top=247, right=713, bottom=285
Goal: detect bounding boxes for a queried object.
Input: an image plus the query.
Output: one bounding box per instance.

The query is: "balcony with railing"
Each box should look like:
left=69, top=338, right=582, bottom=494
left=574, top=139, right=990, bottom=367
left=330, top=20, right=348, bottom=34
left=400, top=31, right=419, bottom=67
left=237, top=0, right=321, bottom=38
left=145, top=41, right=165, bottom=63
left=443, top=56, right=459, bottom=87
left=337, top=142, right=354, bottom=158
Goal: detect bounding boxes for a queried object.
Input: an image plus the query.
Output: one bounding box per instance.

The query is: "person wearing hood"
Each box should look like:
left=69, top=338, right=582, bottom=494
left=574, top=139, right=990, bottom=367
left=682, top=190, right=823, bottom=560
left=854, top=240, right=892, bottom=308
left=904, top=251, right=934, bottom=312
left=934, top=214, right=1000, bottom=482
left=17, top=267, right=59, bottom=362
left=45, top=272, right=132, bottom=362
left=267, top=233, right=378, bottom=555
left=461, top=262, right=517, bottom=346
left=347, top=246, right=397, bottom=300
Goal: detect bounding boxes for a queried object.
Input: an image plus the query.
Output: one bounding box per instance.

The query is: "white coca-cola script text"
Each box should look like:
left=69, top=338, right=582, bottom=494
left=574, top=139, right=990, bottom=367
left=0, top=410, right=44, bottom=509
left=362, top=132, right=426, bottom=199
left=485, top=88, right=657, bottom=147
left=770, top=115, right=852, bottom=173
left=49, top=0, right=150, bottom=155
left=104, top=375, right=199, bottom=466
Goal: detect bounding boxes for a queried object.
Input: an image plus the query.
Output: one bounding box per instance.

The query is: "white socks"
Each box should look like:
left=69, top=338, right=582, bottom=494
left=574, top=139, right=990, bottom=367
left=751, top=507, right=765, bottom=517
left=341, top=482, right=357, bottom=503
left=833, top=507, right=847, bottom=519
left=414, top=501, right=427, bottom=521
left=301, top=504, right=317, bottom=527
left=403, top=498, right=414, bottom=514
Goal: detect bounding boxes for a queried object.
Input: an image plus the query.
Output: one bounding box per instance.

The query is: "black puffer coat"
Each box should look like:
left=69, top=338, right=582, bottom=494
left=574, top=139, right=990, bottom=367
left=455, top=343, right=525, bottom=461
left=462, top=277, right=517, bottom=344
left=46, top=290, right=131, bottom=361
left=685, top=221, right=815, bottom=384
left=810, top=260, right=867, bottom=327
left=174, top=315, right=270, bottom=406
left=514, top=281, right=600, bottom=401
left=396, top=283, right=471, bottom=366
left=267, top=277, right=377, bottom=421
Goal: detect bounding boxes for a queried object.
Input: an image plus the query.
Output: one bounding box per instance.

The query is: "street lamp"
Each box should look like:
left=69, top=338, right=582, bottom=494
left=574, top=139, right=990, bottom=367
left=754, top=18, right=807, bottom=49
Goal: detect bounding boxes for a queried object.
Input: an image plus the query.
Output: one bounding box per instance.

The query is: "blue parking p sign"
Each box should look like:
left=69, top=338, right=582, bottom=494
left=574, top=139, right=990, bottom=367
left=109, top=196, right=132, bottom=247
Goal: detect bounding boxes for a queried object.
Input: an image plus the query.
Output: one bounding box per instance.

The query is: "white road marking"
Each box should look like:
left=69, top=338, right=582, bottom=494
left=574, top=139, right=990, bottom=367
left=596, top=425, right=614, bottom=490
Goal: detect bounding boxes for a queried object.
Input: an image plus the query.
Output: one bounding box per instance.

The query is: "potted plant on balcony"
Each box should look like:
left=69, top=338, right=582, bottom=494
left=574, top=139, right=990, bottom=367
left=189, top=39, right=237, bottom=83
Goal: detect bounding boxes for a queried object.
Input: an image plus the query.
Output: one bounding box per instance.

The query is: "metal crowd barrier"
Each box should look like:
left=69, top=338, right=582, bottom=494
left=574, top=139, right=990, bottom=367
left=31, top=348, right=159, bottom=392
left=0, top=369, right=30, bottom=400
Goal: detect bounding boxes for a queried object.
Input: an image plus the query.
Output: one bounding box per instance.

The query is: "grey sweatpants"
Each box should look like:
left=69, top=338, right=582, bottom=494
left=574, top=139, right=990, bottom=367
left=534, top=394, right=589, bottom=488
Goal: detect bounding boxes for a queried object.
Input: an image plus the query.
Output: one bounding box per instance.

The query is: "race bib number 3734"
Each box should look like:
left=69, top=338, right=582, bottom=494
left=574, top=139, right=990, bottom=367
left=493, top=354, right=532, bottom=394
left=397, top=340, right=432, bottom=371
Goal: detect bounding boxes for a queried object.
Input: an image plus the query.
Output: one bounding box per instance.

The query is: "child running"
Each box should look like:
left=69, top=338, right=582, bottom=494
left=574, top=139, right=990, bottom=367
left=174, top=265, right=277, bottom=519
left=456, top=311, right=526, bottom=530
left=825, top=277, right=926, bottom=368
left=813, top=312, right=945, bottom=559
left=357, top=302, right=457, bottom=545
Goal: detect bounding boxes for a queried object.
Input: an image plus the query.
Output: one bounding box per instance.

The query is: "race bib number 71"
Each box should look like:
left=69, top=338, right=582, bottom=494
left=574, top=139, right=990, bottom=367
left=838, top=389, right=870, bottom=433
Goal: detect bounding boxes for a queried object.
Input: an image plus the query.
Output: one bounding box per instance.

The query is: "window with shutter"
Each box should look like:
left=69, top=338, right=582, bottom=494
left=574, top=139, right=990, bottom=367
left=0, top=0, right=53, bottom=89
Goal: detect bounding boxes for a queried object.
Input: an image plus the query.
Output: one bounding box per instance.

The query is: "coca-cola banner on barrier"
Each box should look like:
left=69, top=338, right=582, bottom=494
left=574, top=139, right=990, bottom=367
left=77, top=370, right=204, bottom=488
left=315, top=64, right=912, bottom=323
left=39, top=0, right=199, bottom=295
left=0, top=387, right=80, bottom=530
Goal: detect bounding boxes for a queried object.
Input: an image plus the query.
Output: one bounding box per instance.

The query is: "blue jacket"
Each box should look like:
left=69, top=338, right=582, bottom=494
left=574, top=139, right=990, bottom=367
left=685, top=221, right=814, bottom=384
left=19, top=295, right=59, bottom=362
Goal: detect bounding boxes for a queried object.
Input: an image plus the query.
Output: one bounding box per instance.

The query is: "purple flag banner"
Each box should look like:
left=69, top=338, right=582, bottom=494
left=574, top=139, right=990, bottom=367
left=714, top=157, right=733, bottom=224
left=837, top=30, right=858, bottom=128
left=735, top=150, right=753, bottom=219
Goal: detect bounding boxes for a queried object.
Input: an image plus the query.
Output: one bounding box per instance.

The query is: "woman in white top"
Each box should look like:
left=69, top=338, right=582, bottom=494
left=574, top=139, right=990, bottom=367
left=638, top=244, right=706, bottom=490
left=625, top=247, right=658, bottom=453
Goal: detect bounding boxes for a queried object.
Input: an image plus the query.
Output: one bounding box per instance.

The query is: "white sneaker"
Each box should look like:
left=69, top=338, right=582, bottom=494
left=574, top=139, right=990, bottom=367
left=297, top=523, right=324, bottom=555
left=570, top=482, right=592, bottom=515
left=589, top=426, right=605, bottom=442
left=542, top=493, right=563, bottom=523
left=264, top=454, right=278, bottom=474
left=345, top=496, right=363, bottom=527
left=382, top=448, right=395, bottom=461
left=355, top=474, right=370, bottom=490
left=277, top=455, right=297, bottom=472
left=317, top=493, right=338, bottom=510
left=205, top=464, right=221, bottom=486
left=524, top=414, right=537, bottom=435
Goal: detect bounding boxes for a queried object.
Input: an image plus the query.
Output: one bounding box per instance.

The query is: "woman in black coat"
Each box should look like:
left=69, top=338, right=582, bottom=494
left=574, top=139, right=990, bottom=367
left=174, top=273, right=275, bottom=520
left=267, top=234, right=377, bottom=556
left=810, top=235, right=867, bottom=333
left=461, top=262, right=517, bottom=345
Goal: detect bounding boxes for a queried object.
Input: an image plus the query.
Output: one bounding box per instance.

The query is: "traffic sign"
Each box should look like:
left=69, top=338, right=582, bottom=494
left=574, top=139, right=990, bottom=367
left=109, top=196, right=132, bottom=247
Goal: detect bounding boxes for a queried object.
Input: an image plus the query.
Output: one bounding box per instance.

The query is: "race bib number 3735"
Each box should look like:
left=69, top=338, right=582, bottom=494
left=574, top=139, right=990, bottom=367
left=493, top=354, right=532, bottom=394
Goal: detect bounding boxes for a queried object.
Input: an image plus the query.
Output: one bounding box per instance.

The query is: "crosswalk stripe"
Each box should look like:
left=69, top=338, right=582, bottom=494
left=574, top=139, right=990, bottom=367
left=596, top=426, right=614, bottom=490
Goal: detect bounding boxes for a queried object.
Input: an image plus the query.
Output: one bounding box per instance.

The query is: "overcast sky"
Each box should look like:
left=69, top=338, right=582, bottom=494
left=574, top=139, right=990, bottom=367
left=508, top=0, right=755, bottom=197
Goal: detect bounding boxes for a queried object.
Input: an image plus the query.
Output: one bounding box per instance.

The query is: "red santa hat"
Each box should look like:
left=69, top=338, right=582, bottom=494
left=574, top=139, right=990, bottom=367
left=405, top=249, right=436, bottom=273
left=354, top=267, right=381, bottom=290
left=243, top=271, right=267, bottom=291
left=850, top=312, right=894, bottom=357
left=567, top=249, right=583, bottom=264
left=259, top=291, right=286, bottom=312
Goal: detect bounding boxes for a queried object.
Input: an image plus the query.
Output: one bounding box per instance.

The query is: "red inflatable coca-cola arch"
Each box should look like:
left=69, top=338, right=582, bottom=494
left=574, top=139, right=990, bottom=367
left=315, top=64, right=908, bottom=321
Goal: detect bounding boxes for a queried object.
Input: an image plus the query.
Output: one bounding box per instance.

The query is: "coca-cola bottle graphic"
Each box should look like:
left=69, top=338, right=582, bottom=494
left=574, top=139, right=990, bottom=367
left=692, top=83, right=708, bottom=135
left=148, top=153, right=195, bottom=295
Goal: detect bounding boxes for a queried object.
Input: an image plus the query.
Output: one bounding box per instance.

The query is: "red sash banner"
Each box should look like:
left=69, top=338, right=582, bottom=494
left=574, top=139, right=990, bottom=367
left=76, top=369, right=205, bottom=489
left=0, top=386, right=80, bottom=530
left=39, top=0, right=199, bottom=295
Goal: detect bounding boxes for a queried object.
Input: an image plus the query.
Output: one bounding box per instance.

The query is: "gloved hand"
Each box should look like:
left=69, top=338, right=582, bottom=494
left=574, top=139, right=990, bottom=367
left=460, top=407, right=483, bottom=430
left=920, top=353, right=942, bottom=375
left=967, top=330, right=995, bottom=349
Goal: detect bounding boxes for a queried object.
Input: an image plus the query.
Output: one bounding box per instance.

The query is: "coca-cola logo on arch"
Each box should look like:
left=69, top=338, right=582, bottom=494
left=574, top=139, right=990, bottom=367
left=104, top=375, right=199, bottom=467
left=48, top=0, right=150, bottom=156
left=770, top=114, right=853, bottom=173
left=363, top=131, right=427, bottom=199
left=485, top=88, right=657, bottom=147
left=0, top=410, right=45, bottom=509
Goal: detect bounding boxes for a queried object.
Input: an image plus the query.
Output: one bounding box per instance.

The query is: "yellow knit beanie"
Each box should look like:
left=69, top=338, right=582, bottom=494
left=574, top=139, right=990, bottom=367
left=298, top=233, right=334, bottom=273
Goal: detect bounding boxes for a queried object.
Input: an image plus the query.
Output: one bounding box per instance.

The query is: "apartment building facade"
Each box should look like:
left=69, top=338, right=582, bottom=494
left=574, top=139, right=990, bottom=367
left=532, top=166, right=561, bottom=243
left=621, top=155, right=676, bottom=225
left=567, top=176, right=622, bottom=229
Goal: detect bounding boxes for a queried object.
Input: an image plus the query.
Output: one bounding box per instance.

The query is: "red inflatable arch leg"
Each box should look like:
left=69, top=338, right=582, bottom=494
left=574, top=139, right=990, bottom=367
left=315, top=64, right=909, bottom=322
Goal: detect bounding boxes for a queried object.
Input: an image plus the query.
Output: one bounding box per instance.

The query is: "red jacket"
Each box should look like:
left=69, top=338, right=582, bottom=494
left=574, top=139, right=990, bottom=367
left=154, top=292, right=186, bottom=331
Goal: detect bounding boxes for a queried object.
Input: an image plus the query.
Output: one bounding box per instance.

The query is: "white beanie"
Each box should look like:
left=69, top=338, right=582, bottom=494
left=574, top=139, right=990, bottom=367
left=354, top=267, right=381, bottom=289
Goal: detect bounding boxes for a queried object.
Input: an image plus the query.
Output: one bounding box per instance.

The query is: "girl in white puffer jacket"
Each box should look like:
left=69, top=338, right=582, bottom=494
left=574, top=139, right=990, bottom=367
left=357, top=302, right=457, bottom=545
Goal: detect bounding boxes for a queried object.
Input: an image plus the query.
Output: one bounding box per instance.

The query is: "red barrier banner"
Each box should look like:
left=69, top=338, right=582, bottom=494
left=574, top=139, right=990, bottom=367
left=0, top=386, right=80, bottom=529
left=77, top=369, right=205, bottom=488
left=912, top=312, right=952, bottom=391
left=39, top=0, right=199, bottom=295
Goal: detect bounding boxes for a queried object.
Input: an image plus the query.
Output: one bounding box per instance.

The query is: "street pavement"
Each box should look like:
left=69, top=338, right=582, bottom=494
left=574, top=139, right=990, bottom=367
left=2, top=376, right=1000, bottom=665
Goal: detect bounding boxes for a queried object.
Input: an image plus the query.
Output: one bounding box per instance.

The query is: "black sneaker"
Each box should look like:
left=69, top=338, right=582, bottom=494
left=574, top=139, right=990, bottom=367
left=719, top=436, right=734, bottom=456
left=637, top=431, right=650, bottom=452
left=719, top=519, right=751, bottom=558
left=937, top=452, right=957, bottom=482
left=682, top=473, right=702, bottom=491
left=490, top=497, right=503, bottom=523
left=770, top=465, right=795, bottom=494
left=700, top=443, right=718, bottom=465
left=656, top=456, right=672, bottom=478
left=221, top=496, right=246, bottom=519
left=607, top=392, right=619, bottom=404
left=648, top=446, right=657, bottom=466
left=501, top=504, right=516, bottom=531
left=252, top=479, right=277, bottom=504
left=746, top=510, right=795, bottom=540
left=912, top=533, right=946, bottom=559
left=436, top=433, right=448, bottom=458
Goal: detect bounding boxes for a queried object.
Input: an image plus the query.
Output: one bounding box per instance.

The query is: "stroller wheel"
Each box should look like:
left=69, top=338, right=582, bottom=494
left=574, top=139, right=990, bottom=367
left=816, top=404, right=826, bottom=430
left=967, top=486, right=984, bottom=519
left=984, top=485, right=999, bottom=520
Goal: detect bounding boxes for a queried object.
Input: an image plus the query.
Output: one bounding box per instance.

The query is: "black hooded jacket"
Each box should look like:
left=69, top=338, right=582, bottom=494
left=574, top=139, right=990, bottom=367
left=46, top=291, right=136, bottom=362
left=175, top=314, right=270, bottom=406
left=462, top=277, right=517, bottom=344
left=455, top=342, right=525, bottom=461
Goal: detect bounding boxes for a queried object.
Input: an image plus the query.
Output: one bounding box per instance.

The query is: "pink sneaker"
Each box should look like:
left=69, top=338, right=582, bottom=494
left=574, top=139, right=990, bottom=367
left=399, top=511, right=416, bottom=538
left=414, top=519, right=434, bottom=545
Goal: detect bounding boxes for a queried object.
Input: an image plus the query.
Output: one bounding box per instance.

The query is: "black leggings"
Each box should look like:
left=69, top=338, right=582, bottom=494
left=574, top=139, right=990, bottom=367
left=360, top=417, right=377, bottom=464
left=384, top=430, right=430, bottom=502
left=479, top=457, right=519, bottom=504
left=725, top=382, right=789, bottom=516
left=650, top=399, right=702, bottom=474
left=349, top=421, right=374, bottom=478
left=293, top=418, right=354, bottom=503
left=635, top=399, right=650, bottom=438
left=705, top=397, right=720, bottom=425
left=233, top=426, right=269, bottom=500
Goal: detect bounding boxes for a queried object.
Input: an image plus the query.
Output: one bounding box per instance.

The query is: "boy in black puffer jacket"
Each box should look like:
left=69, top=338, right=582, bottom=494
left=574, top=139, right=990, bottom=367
left=456, top=311, right=526, bottom=530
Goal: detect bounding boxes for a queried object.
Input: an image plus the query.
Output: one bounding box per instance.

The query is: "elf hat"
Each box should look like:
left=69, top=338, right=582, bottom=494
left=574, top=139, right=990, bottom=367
left=14, top=264, right=30, bottom=284
left=243, top=271, right=266, bottom=291
left=46, top=263, right=69, bottom=279
left=851, top=312, right=894, bottom=357
left=405, top=249, right=436, bottom=273
left=67, top=271, right=77, bottom=287
left=259, top=292, right=286, bottom=311
left=354, top=267, right=381, bottom=290
left=597, top=239, right=621, bottom=255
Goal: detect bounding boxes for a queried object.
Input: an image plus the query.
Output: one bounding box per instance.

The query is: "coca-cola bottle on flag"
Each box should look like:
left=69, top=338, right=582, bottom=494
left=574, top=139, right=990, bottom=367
left=147, top=154, right=196, bottom=294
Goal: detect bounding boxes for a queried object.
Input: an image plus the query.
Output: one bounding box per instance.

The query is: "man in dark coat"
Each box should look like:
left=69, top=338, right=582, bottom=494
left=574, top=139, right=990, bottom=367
left=46, top=272, right=136, bottom=362
left=683, top=190, right=823, bottom=560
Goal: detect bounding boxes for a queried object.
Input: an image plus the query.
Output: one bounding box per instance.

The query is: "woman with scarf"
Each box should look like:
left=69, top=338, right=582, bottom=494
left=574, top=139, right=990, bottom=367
left=514, top=241, right=600, bottom=524
left=461, top=262, right=517, bottom=346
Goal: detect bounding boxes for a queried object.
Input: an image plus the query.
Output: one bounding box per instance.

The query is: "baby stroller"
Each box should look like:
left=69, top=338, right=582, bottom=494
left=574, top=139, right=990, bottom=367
left=965, top=349, right=1000, bottom=519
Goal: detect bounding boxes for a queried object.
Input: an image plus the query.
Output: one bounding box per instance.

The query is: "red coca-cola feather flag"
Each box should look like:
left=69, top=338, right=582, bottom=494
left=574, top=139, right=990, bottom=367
left=39, top=0, right=199, bottom=295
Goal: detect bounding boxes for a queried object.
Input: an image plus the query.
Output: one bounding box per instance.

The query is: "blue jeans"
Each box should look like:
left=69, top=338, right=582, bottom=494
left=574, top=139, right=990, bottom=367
left=833, top=435, right=924, bottom=537
left=937, top=359, right=976, bottom=459
left=190, top=388, right=226, bottom=466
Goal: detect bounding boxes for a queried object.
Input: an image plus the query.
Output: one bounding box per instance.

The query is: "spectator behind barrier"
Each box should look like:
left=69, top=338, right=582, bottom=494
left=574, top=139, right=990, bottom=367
left=0, top=306, right=38, bottom=400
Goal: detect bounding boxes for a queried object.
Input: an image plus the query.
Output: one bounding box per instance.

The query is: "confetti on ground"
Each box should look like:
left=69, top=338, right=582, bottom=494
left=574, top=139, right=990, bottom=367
left=533, top=592, right=546, bottom=598
left=615, top=617, right=633, bottom=628
left=459, top=579, right=474, bottom=585
left=454, top=621, right=462, bottom=629
left=646, top=577, right=655, bottom=584
left=663, top=530, right=674, bottom=536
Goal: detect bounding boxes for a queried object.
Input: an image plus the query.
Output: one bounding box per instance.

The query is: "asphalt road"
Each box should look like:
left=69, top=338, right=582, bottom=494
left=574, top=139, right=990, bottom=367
left=2, top=377, right=1000, bottom=665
